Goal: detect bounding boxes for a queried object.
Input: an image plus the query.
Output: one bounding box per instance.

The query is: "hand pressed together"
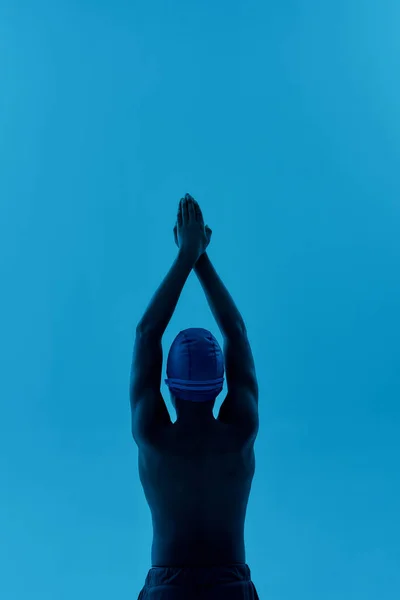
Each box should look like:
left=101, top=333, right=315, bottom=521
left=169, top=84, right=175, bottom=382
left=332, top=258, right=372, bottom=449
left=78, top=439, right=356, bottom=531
left=173, top=193, right=212, bottom=261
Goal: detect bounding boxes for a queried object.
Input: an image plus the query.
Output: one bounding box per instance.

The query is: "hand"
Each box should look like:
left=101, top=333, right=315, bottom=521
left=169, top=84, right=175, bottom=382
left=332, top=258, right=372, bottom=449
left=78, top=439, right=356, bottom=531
left=173, top=193, right=212, bottom=260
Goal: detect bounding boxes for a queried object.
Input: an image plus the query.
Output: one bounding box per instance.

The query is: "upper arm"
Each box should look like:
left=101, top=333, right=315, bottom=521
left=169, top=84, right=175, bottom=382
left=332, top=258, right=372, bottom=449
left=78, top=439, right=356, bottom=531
left=217, top=326, right=259, bottom=436
left=129, top=328, right=171, bottom=445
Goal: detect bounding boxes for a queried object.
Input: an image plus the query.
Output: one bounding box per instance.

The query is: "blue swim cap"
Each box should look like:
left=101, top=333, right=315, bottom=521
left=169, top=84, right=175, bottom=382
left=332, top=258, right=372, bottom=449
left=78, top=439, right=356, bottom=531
left=165, top=328, right=224, bottom=403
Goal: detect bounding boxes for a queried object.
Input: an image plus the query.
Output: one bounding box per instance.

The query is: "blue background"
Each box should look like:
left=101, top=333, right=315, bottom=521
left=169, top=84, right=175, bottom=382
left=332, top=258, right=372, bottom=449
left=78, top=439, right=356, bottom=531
left=1, top=1, right=399, bottom=598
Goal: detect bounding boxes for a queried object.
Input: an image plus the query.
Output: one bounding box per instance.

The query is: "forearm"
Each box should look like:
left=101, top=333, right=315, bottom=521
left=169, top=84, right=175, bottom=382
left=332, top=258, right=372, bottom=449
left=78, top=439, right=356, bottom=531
left=194, top=252, right=245, bottom=338
left=137, top=250, right=197, bottom=337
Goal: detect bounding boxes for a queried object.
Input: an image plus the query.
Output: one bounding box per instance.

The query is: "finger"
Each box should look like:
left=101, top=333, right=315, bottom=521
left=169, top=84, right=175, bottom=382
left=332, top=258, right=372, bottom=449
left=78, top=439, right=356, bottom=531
left=187, top=197, right=195, bottom=221
left=191, top=197, right=199, bottom=212
left=178, top=198, right=184, bottom=225
left=194, top=201, right=204, bottom=224
left=186, top=193, right=198, bottom=212
left=182, top=197, right=189, bottom=223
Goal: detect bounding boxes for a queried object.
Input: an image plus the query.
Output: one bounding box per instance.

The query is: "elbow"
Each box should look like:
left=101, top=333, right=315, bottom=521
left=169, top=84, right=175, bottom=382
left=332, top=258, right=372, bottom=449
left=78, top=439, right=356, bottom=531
left=136, top=321, right=150, bottom=336
left=136, top=322, right=160, bottom=338
left=224, top=321, right=247, bottom=339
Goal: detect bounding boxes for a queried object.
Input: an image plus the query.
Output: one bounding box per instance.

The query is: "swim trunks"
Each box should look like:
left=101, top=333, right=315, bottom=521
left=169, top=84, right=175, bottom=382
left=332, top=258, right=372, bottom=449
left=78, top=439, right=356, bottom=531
left=137, top=563, right=260, bottom=599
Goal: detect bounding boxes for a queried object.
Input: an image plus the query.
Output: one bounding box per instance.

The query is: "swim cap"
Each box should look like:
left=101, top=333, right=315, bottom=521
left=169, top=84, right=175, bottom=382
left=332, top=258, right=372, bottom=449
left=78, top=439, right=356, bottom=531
left=165, top=328, right=224, bottom=402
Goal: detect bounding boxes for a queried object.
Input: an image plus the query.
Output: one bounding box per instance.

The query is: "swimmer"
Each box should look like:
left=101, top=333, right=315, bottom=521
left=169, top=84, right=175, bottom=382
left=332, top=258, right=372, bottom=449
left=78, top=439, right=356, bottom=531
left=131, top=194, right=260, bottom=598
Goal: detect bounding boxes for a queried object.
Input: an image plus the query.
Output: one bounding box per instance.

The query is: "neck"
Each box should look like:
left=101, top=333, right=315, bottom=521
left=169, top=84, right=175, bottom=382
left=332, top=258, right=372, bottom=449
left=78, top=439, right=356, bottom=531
left=174, top=398, right=215, bottom=423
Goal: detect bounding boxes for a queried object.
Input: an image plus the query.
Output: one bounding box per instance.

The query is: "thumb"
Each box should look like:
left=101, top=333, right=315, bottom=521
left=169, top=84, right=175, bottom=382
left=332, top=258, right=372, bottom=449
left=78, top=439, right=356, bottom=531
left=205, top=225, right=212, bottom=242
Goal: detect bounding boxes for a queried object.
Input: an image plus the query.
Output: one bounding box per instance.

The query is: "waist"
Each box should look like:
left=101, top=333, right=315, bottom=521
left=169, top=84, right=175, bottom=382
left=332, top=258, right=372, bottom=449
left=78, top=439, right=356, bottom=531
left=151, top=534, right=245, bottom=568
left=144, top=562, right=253, bottom=591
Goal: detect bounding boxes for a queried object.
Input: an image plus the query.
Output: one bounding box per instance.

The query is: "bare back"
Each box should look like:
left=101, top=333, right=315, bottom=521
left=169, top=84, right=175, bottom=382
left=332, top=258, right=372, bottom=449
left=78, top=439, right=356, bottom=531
left=138, top=417, right=256, bottom=567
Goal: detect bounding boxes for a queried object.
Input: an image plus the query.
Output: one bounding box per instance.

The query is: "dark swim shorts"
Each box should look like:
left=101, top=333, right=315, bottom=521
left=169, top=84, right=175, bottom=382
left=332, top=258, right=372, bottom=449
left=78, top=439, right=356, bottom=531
left=137, top=563, right=259, bottom=599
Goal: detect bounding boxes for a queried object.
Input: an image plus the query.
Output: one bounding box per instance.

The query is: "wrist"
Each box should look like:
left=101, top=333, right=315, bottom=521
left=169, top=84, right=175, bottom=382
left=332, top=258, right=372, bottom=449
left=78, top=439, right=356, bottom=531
left=178, top=247, right=199, bottom=266
left=194, top=251, right=208, bottom=269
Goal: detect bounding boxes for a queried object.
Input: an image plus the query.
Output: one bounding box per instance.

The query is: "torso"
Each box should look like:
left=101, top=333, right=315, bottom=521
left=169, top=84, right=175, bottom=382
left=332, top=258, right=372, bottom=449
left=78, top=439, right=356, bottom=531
left=138, top=417, right=256, bottom=567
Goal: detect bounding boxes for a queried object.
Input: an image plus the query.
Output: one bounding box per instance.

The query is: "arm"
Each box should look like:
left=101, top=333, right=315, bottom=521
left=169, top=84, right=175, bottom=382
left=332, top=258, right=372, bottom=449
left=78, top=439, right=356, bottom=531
left=194, top=251, right=246, bottom=337
left=130, top=330, right=171, bottom=444
left=195, top=251, right=258, bottom=436
left=131, top=248, right=197, bottom=444
left=131, top=196, right=210, bottom=444
left=137, top=249, right=197, bottom=336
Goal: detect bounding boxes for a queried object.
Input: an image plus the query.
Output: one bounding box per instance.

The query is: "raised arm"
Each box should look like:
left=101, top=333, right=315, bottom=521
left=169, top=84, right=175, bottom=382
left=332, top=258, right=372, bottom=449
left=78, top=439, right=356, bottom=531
left=194, top=251, right=258, bottom=387
left=195, top=251, right=258, bottom=436
left=168, top=193, right=259, bottom=438
left=194, top=252, right=245, bottom=337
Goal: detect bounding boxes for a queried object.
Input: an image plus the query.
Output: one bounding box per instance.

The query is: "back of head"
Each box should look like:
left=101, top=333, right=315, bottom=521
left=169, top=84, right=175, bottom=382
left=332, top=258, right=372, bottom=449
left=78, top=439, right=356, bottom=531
left=165, top=327, right=225, bottom=404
